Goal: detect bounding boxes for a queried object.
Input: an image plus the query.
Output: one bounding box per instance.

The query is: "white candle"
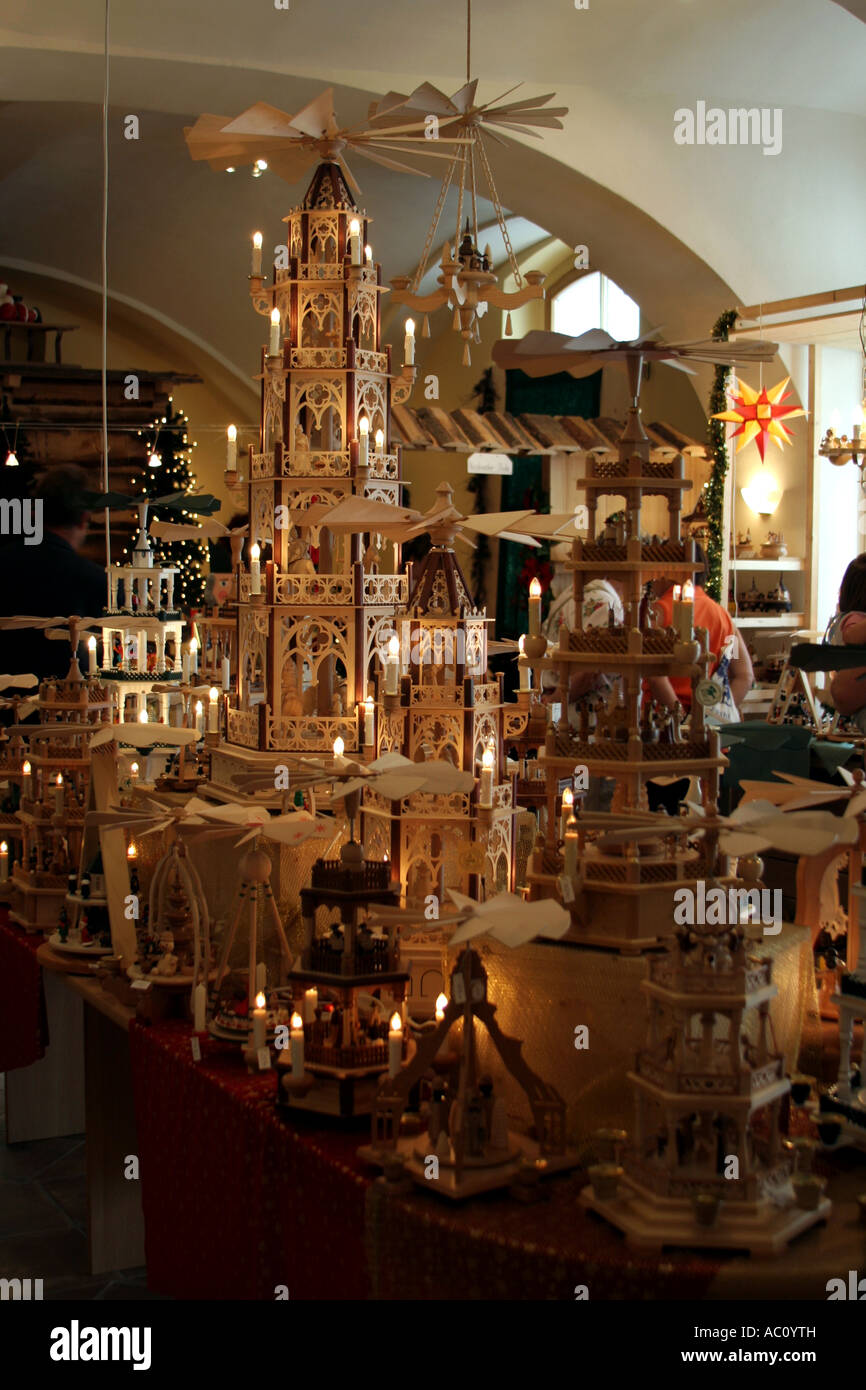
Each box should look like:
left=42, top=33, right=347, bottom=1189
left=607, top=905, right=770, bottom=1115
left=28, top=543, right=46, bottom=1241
left=255, top=961, right=267, bottom=995
left=253, top=991, right=267, bottom=1051
left=208, top=686, right=219, bottom=733
left=226, top=424, right=238, bottom=473
left=221, top=656, right=231, bottom=691
left=518, top=634, right=530, bottom=691
left=358, top=415, right=369, bottom=469
left=189, top=635, right=198, bottom=674
left=528, top=577, right=542, bottom=637
left=564, top=813, right=579, bottom=877
left=0, top=841, right=8, bottom=883
left=404, top=317, right=415, bottom=366
left=290, top=1011, right=305, bottom=1078
left=269, top=307, right=282, bottom=356
left=479, top=746, right=495, bottom=808
left=348, top=218, right=362, bottom=266
left=139, top=630, right=148, bottom=671
left=435, top=992, right=449, bottom=1057
left=54, top=773, right=64, bottom=816
left=672, top=581, right=694, bottom=641
left=251, top=230, right=263, bottom=277
left=363, top=695, right=375, bottom=745
left=388, top=1011, right=403, bottom=1078
left=303, top=987, right=318, bottom=1024
left=87, top=635, right=97, bottom=675
left=193, top=983, right=206, bottom=1033
left=182, top=649, right=191, bottom=684
left=385, top=634, right=400, bottom=696
left=561, top=786, right=574, bottom=840
left=374, top=427, right=384, bottom=454
left=192, top=699, right=202, bottom=735
left=249, top=543, right=261, bottom=595
left=21, top=759, right=31, bottom=799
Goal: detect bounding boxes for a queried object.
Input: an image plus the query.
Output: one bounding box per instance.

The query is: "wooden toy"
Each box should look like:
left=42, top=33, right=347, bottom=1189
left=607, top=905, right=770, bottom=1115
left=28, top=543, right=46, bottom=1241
left=581, top=919, right=831, bottom=1252
left=359, top=892, right=577, bottom=1199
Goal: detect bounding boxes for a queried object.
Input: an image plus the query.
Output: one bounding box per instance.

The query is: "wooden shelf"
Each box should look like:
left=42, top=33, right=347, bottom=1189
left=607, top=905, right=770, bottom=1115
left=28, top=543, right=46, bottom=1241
left=729, top=558, right=804, bottom=572
left=735, top=613, right=805, bottom=629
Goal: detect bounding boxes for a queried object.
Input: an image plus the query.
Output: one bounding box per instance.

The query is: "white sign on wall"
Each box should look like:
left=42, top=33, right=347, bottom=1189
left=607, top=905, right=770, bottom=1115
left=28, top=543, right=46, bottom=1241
left=467, top=452, right=513, bottom=476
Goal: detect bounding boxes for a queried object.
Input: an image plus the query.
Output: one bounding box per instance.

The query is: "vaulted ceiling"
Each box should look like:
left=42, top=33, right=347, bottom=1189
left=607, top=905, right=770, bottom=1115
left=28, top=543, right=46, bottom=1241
left=0, top=0, right=863, bottom=398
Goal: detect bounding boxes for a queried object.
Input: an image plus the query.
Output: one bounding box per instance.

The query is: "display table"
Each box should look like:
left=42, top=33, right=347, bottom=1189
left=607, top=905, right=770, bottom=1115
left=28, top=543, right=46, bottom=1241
left=127, top=1015, right=865, bottom=1302
left=128, top=1019, right=369, bottom=1301
left=63, top=977, right=146, bottom=1275
left=0, top=908, right=85, bottom=1143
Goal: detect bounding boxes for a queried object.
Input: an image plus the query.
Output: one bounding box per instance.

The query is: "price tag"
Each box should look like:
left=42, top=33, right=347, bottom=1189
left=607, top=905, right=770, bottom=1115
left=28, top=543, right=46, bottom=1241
left=558, top=873, right=576, bottom=905
left=190, top=1036, right=202, bottom=1062
left=257, top=1047, right=272, bottom=1071
left=131, top=978, right=152, bottom=992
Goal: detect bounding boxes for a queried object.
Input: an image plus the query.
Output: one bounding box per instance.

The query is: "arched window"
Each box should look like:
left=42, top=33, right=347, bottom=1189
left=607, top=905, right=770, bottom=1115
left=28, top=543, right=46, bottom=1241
left=551, top=271, right=640, bottom=341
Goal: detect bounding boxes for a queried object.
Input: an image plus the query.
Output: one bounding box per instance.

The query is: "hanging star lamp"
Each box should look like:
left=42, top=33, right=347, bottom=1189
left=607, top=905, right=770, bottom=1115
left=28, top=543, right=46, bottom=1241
left=712, top=376, right=805, bottom=461
left=376, top=0, right=567, bottom=365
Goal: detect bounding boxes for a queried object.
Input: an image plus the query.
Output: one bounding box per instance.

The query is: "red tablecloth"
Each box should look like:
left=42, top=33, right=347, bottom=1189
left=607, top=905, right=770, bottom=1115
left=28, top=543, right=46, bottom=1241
left=128, top=1020, right=370, bottom=1301
left=0, top=907, right=47, bottom=1071
left=129, top=1018, right=726, bottom=1301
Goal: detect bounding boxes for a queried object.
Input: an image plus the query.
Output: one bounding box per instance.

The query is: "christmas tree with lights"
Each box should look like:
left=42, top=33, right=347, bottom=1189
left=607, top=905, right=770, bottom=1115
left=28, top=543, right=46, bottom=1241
left=127, top=399, right=208, bottom=609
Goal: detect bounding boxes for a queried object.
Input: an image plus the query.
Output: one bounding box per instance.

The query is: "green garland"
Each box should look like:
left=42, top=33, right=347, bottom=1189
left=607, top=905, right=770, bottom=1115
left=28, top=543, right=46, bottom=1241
left=704, top=308, right=738, bottom=601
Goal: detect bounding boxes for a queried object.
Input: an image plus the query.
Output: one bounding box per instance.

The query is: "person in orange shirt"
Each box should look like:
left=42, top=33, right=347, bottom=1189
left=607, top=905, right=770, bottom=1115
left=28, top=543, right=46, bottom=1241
left=646, top=558, right=753, bottom=717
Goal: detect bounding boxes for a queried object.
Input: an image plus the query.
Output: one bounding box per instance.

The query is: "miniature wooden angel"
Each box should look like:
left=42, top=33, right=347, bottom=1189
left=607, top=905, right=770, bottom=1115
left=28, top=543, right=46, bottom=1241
left=363, top=537, right=381, bottom=574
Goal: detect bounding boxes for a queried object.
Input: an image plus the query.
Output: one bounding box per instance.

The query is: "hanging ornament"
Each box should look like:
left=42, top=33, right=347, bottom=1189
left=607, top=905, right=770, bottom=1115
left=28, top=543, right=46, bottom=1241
left=505, top=312, right=513, bottom=337
left=712, top=377, right=805, bottom=461
left=422, top=314, right=430, bottom=339
left=462, top=342, right=471, bottom=367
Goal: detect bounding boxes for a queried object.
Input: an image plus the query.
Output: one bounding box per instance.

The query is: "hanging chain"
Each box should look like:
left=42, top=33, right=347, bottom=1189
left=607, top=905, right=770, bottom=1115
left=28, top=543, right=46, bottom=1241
left=410, top=150, right=461, bottom=293
left=469, top=138, right=479, bottom=249
left=476, top=131, right=523, bottom=287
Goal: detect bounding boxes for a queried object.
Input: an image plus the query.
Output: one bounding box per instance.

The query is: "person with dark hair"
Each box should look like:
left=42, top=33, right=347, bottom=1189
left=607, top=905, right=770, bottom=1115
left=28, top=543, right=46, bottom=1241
left=646, top=546, right=753, bottom=718
left=0, top=464, right=106, bottom=679
left=828, top=554, right=866, bottom=726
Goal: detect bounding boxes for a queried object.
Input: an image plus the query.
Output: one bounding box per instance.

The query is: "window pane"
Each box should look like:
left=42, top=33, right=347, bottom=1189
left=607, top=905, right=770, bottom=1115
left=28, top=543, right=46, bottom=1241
left=604, top=278, right=641, bottom=340
left=552, top=272, right=601, bottom=336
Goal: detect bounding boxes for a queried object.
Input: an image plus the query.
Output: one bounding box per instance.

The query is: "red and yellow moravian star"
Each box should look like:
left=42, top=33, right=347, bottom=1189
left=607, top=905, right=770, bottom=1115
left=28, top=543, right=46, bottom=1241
left=712, top=377, right=805, bottom=459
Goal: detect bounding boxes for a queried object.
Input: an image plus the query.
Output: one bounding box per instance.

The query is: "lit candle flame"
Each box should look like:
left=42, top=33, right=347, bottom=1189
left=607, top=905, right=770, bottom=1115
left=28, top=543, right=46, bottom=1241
left=290, top=1011, right=303, bottom=1030
left=227, top=423, right=237, bottom=442
left=435, top=993, right=447, bottom=1020
left=127, top=842, right=137, bottom=860
left=333, top=735, right=345, bottom=757
left=255, top=992, right=266, bottom=1010
left=389, top=1012, right=402, bottom=1032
